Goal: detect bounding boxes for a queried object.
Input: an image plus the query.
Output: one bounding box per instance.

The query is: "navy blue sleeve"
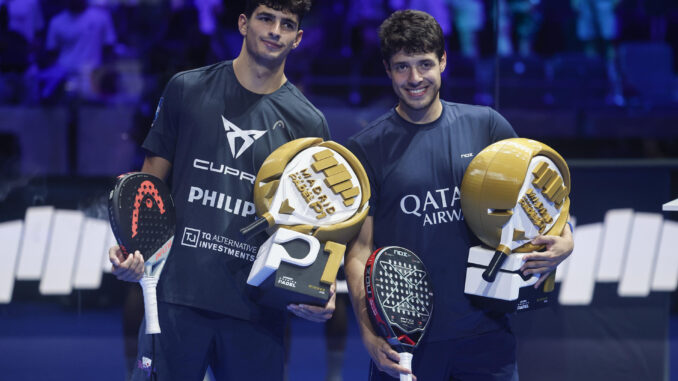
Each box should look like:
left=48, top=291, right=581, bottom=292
left=345, top=136, right=379, bottom=216
left=488, top=107, right=518, bottom=142
left=142, top=73, right=184, bottom=163
left=320, top=117, right=331, bottom=141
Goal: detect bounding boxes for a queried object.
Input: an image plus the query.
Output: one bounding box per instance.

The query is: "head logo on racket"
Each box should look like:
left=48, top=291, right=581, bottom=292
left=131, top=180, right=167, bottom=238
left=108, top=172, right=175, bottom=334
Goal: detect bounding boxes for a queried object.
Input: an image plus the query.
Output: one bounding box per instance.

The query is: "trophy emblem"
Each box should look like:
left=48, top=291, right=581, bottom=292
left=461, top=138, right=571, bottom=311
left=241, top=138, right=370, bottom=308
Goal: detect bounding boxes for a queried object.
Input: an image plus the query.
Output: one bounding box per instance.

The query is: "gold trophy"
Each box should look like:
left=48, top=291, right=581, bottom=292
left=242, top=138, right=370, bottom=307
left=461, top=138, right=571, bottom=310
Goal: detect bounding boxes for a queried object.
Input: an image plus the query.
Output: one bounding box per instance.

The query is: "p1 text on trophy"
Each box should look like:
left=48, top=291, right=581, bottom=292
left=241, top=138, right=370, bottom=308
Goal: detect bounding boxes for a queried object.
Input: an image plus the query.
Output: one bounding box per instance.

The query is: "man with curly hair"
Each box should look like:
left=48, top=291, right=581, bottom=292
left=345, top=10, right=574, bottom=380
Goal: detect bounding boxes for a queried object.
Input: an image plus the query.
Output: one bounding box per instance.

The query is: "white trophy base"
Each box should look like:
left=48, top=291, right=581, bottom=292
left=464, top=245, right=553, bottom=312
left=247, top=228, right=332, bottom=309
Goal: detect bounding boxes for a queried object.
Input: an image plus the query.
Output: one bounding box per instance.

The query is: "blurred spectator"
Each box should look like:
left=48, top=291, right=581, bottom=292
left=645, top=0, right=668, bottom=41
left=128, top=1, right=210, bottom=156
left=0, top=3, right=30, bottom=103
left=194, top=0, right=223, bottom=36
left=343, top=0, right=389, bottom=105
left=448, top=0, right=485, bottom=59
left=0, top=0, right=44, bottom=46
left=391, top=0, right=452, bottom=36
left=152, top=0, right=210, bottom=74
left=497, top=0, right=542, bottom=57
left=39, top=0, right=117, bottom=102
left=572, top=0, right=619, bottom=59
left=571, top=0, right=623, bottom=105
left=216, top=0, right=247, bottom=60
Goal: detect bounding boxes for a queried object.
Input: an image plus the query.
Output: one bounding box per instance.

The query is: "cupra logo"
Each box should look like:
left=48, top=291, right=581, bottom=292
left=222, top=116, right=267, bottom=159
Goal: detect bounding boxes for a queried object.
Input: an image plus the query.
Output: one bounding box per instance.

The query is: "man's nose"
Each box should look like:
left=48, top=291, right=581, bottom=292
left=269, top=21, right=282, bottom=38
left=409, top=67, right=423, bottom=83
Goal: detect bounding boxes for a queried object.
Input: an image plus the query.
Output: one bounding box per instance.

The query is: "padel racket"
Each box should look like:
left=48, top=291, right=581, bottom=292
left=108, top=172, right=175, bottom=334
left=240, top=138, right=369, bottom=242
left=364, top=246, right=434, bottom=381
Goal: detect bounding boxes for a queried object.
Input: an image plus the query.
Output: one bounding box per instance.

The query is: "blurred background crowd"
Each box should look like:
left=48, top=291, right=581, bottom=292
left=0, top=0, right=677, bottom=179
left=1, top=2, right=678, bottom=380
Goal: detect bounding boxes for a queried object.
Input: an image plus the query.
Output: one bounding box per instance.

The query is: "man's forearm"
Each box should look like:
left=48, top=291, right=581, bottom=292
left=345, top=257, right=379, bottom=341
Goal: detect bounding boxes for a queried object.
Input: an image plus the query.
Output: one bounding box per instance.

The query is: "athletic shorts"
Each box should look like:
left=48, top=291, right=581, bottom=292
left=130, top=302, right=286, bottom=381
left=368, top=328, right=518, bottom=381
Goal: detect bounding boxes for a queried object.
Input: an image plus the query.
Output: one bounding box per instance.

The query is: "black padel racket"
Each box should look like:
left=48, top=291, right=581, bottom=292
left=364, top=246, right=434, bottom=381
left=108, top=172, right=175, bottom=334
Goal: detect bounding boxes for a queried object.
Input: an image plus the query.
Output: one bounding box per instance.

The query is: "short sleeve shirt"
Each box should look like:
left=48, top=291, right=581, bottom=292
left=46, top=7, right=116, bottom=71
left=143, top=60, right=330, bottom=321
left=346, top=101, right=517, bottom=341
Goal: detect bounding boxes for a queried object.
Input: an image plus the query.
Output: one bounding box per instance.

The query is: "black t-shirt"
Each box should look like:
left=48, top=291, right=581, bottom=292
left=143, top=60, right=330, bottom=321
left=346, top=101, right=517, bottom=342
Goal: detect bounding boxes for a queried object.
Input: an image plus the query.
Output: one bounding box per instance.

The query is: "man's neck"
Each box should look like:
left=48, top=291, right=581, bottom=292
left=232, top=50, right=287, bottom=95
left=396, top=98, right=443, bottom=125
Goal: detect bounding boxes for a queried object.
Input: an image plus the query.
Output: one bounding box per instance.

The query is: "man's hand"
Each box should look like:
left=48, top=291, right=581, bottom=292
left=109, top=246, right=144, bottom=282
left=345, top=216, right=415, bottom=379
left=364, top=332, right=415, bottom=380
left=520, top=226, right=574, bottom=288
left=287, top=283, right=336, bottom=322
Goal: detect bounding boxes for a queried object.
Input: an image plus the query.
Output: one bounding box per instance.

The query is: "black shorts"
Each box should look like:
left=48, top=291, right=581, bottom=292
left=368, top=329, right=518, bottom=381
left=131, top=302, right=286, bottom=381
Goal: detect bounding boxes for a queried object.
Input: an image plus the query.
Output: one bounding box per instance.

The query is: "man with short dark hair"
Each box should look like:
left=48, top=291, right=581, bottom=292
left=109, top=1, right=334, bottom=380
left=345, top=10, right=574, bottom=380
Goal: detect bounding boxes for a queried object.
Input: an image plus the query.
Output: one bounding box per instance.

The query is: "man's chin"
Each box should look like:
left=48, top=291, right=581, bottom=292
left=251, top=50, right=286, bottom=67
left=401, top=98, right=433, bottom=112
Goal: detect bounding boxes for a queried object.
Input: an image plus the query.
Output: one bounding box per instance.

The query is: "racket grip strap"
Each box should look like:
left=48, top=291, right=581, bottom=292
left=482, top=246, right=510, bottom=282
left=399, top=352, right=413, bottom=381
left=140, top=276, right=161, bottom=334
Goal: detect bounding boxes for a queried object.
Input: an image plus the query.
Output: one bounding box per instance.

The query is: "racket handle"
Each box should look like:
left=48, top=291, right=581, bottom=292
left=482, top=246, right=510, bottom=282
left=240, top=215, right=272, bottom=241
left=399, top=352, right=413, bottom=381
left=140, top=276, right=161, bottom=334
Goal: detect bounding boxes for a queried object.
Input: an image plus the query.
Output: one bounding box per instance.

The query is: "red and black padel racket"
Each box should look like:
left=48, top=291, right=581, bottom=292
left=364, top=246, right=434, bottom=381
left=108, top=172, right=175, bottom=334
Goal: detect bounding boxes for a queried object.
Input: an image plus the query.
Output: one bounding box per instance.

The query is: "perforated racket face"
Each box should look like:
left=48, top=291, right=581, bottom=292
left=108, top=172, right=175, bottom=265
left=365, top=247, right=433, bottom=350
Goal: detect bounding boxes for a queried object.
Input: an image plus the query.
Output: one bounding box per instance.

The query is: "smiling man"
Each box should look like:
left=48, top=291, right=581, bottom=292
left=345, top=10, right=574, bottom=381
left=108, top=1, right=333, bottom=380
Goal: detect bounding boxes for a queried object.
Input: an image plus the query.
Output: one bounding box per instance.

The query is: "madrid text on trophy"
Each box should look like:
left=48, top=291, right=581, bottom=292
left=241, top=138, right=370, bottom=308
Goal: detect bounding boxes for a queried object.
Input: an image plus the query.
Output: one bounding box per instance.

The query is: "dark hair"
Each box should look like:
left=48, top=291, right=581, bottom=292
left=379, top=10, right=445, bottom=65
left=244, top=0, right=312, bottom=27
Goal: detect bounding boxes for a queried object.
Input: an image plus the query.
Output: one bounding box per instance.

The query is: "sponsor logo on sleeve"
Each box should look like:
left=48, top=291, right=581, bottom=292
left=151, top=97, right=163, bottom=126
